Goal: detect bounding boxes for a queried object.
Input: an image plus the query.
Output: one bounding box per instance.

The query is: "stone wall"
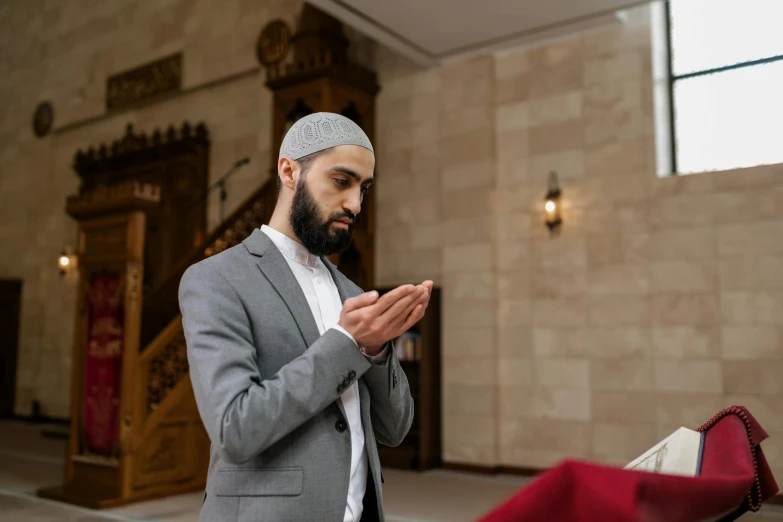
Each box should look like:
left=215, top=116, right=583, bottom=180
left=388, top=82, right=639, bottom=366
left=373, top=3, right=783, bottom=481
left=0, top=0, right=303, bottom=417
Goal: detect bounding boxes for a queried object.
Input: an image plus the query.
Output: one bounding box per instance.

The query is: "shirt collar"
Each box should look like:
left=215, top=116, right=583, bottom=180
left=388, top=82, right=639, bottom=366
left=260, top=225, right=320, bottom=268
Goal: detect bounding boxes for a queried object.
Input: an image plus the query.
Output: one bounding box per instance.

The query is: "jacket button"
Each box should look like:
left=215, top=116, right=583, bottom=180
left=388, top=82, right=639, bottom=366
left=337, top=383, right=345, bottom=393
left=348, top=370, right=356, bottom=379
left=335, top=420, right=347, bottom=433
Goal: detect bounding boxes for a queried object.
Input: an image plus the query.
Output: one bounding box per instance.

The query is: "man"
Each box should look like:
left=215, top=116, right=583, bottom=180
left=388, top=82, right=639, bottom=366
left=179, top=112, right=431, bottom=522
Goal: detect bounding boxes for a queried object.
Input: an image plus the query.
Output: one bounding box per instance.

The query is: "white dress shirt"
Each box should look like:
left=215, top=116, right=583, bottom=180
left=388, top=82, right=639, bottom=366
left=261, top=225, right=384, bottom=522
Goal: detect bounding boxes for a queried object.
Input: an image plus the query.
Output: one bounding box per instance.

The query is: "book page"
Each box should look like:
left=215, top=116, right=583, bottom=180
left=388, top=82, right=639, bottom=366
left=625, top=427, right=703, bottom=477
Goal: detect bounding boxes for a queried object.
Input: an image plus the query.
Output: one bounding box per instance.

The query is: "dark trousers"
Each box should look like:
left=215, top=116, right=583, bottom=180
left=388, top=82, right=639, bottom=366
left=360, top=472, right=381, bottom=522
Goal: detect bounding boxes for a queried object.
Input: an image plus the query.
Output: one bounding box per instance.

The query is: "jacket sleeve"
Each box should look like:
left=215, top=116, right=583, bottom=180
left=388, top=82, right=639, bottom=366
left=363, top=343, right=415, bottom=447
left=179, top=262, right=372, bottom=464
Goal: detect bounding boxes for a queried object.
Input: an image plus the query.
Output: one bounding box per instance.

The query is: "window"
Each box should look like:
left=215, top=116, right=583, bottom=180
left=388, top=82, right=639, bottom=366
left=664, top=0, right=783, bottom=174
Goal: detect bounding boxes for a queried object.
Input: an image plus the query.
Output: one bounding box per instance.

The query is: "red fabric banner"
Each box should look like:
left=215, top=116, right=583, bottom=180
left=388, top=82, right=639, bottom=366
left=479, top=406, right=778, bottom=522
left=83, top=272, right=124, bottom=456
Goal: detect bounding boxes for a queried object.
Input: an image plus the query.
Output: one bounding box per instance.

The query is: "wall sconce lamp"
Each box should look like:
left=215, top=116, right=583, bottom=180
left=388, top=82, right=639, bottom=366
left=58, top=247, right=77, bottom=276
left=544, top=171, right=563, bottom=235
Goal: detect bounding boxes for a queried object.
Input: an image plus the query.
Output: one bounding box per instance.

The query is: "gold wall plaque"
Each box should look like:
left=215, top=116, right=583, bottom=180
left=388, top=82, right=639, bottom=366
left=256, top=20, right=291, bottom=66
left=106, top=53, right=182, bottom=111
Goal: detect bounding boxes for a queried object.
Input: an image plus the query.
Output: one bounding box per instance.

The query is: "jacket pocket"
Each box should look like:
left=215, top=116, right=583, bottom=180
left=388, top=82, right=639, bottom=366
left=212, top=467, right=304, bottom=497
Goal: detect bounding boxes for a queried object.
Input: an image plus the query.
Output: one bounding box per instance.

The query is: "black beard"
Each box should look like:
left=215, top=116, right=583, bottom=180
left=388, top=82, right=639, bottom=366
left=290, top=180, right=354, bottom=256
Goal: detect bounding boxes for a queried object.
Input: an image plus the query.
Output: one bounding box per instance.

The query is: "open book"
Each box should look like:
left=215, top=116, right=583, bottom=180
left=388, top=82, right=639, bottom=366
left=625, top=427, right=706, bottom=477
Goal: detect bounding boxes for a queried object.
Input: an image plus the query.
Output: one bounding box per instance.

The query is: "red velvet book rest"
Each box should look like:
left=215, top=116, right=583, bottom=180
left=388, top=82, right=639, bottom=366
left=478, top=406, right=778, bottom=522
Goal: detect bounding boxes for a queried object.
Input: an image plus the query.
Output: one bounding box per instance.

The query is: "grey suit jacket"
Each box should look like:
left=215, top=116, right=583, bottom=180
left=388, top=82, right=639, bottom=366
left=178, top=228, right=414, bottom=522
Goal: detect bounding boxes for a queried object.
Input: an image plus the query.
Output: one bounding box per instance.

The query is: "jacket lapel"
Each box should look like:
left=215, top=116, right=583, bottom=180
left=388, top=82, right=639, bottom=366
left=322, top=257, right=361, bottom=303
left=243, top=229, right=321, bottom=348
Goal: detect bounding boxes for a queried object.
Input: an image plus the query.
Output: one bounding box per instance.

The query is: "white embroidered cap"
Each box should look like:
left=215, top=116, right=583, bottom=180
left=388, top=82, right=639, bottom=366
left=279, top=112, right=374, bottom=161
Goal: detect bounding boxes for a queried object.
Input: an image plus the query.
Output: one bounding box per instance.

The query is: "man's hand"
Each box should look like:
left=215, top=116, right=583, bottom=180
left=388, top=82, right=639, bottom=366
left=338, top=281, right=433, bottom=350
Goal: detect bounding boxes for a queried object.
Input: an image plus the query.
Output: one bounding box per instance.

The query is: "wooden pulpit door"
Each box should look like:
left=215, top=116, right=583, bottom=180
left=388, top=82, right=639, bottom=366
left=0, top=279, right=22, bottom=419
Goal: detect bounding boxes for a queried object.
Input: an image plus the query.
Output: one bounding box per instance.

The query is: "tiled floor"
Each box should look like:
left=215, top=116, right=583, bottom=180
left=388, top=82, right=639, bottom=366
left=1, top=420, right=782, bottom=521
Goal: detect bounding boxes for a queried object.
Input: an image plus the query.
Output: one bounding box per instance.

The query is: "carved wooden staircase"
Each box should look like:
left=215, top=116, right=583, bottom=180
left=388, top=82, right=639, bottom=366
left=128, top=180, right=279, bottom=501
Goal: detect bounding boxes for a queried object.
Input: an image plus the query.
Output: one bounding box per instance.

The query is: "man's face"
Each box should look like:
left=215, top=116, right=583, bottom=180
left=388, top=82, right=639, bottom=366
left=289, top=145, right=375, bottom=256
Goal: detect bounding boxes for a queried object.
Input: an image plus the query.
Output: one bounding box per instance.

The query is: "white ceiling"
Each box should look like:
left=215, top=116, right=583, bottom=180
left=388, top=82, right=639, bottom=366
left=306, top=0, right=649, bottom=65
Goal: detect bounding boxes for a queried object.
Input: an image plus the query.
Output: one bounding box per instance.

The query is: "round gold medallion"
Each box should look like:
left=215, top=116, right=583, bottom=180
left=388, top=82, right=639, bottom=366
left=256, top=19, right=291, bottom=67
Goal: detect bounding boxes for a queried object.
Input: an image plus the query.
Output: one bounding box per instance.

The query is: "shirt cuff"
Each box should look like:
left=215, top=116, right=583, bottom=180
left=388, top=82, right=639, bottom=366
left=331, top=325, right=358, bottom=347
left=362, top=344, right=390, bottom=364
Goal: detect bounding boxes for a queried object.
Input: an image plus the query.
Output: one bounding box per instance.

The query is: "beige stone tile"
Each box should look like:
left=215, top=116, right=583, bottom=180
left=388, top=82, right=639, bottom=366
left=498, top=298, right=532, bottom=328
left=712, top=188, right=783, bottom=225
left=444, top=356, right=497, bottom=386
left=592, top=422, right=660, bottom=461
left=496, top=101, right=530, bottom=133
left=442, top=55, right=494, bottom=83
left=592, top=391, right=658, bottom=423
left=442, top=159, right=495, bottom=192
left=411, top=92, right=440, bottom=124
left=443, top=324, right=496, bottom=358
left=718, top=221, right=783, bottom=257
left=497, top=242, right=533, bottom=272
left=649, top=261, right=717, bottom=292
left=443, top=243, right=493, bottom=272
left=587, top=263, right=649, bottom=295
left=588, top=295, right=651, bottom=326
left=532, top=235, right=587, bottom=267
left=591, top=359, right=655, bottom=390
left=584, top=79, right=644, bottom=116
left=442, top=327, right=496, bottom=357
left=442, top=216, right=495, bottom=246
left=720, top=256, right=783, bottom=291
left=646, top=227, right=717, bottom=262
left=440, top=74, right=494, bottom=113
left=527, top=91, right=582, bottom=127
left=528, top=149, right=584, bottom=185
left=501, top=388, right=591, bottom=421
left=584, top=109, right=651, bottom=149
left=723, top=394, right=783, bottom=432
left=614, top=201, right=651, bottom=232
left=721, top=292, right=783, bottom=324
left=530, top=267, right=586, bottom=299
left=655, top=360, right=722, bottom=393
left=443, top=298, right=495, bottom=331
left=411, top=118, right=439, bottom=147
left=376, top=172, right=414, bottom=203
left=529, top=60, right=584, bottom=99
left=652, top=293, right=719, bottom=325
left=529, top=38, right=583, bottom=69
left=496, top=160, right=530, bottom=188
left=410, top=196, right=441, bottom=224
left=497, top=270, right=531, bottom=300
left=724, top=361, right=783, bottom=395
left=381, top=225, right=413, bottom=251
left=444, top=383, right=497, bottom=415
left=493, top=187, right=537, bottom=215
left=652, top=326, right=720, bottom=359
left=711, top=164, right=783, bottom=191
left=444, top=272, right=495, bottom=301
left=651, top=172, right=715, bottom=197
left=442, top=442, right=497, bottom=466
left=494, top=73, right=531, bottom=105
left=585, top=138, right=651, bottom=177
left=442, top=188, right=493, bottom=219
left=584, top=51, right=645, bottom=85
left=584, top=171, right=648, bottom=204
left=531, top=298, right=588, bottom=327
left=499, top=357, right=535, bottom=387
left=529, top=119, right=584, bottom=155
left=495, top=49, right=531, bottom=79
left=441, top=105, right=494, bottom=140
left=654, top=392, right=726, bottom=426
left=586, top=232, right=649, bottom=265
left=498, top=328, right=534, bottom=358
left=379, top=96, right=412, bottom=129
left=411, top=247, right=443, bottom=280
left=648, top=193, right=716, bottom=229
left=440, top=130, right=494, bottom=168
left=496, top=129, right=530, bottom=163
left=443, top=413, right=497, bottom=458
left=532, top=328, right=590, bottom=358
left=722, top=326, right=782, bottom=360
left=535, top=358, right=590, bottom=389
left=500, top=418, right=592, bottom=460
left=410, top=223, right=441, bottom=250
left=500, top=447, right=582, bottom=469
left=412, top=170, right=441, bottom=196
left=411, top=145, right=440, bottom=174
left=585, top=327, right=652, bottom=358
left=412, top=69, right=441, bottom=95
